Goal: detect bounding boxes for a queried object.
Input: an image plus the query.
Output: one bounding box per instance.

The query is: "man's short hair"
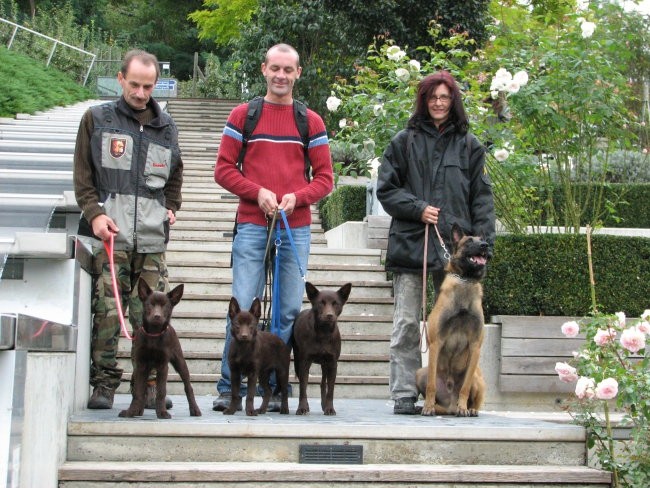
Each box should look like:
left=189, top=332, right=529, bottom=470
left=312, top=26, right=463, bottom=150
left=121, top=49, right=160, bottom=81
left=265, top=43, right=300, bottom=67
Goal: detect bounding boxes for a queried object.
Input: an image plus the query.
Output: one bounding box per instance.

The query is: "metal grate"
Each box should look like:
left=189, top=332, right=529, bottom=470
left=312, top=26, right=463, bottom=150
left=299, top=444, right=363, bottom=464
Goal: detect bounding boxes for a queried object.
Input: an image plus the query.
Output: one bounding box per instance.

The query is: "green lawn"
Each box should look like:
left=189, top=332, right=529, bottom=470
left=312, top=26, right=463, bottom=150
left=0, top=46, right=93, bottom=117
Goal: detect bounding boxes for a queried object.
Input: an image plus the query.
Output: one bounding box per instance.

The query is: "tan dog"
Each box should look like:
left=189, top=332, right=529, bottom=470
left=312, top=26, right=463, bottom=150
left=418, top=223, right=490, bottom=417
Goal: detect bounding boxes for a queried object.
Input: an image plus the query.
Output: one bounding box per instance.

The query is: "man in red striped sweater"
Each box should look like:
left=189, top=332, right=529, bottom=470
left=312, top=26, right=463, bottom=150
left=213, top=43, right=334, bottom=412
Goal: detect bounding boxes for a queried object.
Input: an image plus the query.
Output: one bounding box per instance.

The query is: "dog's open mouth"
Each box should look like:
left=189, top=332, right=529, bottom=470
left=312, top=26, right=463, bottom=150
left=470, top=254, right=488, bottom=266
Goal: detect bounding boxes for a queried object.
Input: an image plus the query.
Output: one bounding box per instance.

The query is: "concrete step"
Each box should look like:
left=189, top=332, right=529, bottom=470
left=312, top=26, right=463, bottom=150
left=117, top=332, right=390, bottom=357
left=59, top=461, right=611, bottom=488
left=65, top=398, right=591, bottom=465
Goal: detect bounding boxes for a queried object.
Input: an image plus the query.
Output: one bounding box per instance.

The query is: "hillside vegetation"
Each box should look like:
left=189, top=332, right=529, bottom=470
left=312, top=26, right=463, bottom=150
left=0, top=46, right=93, bottom=117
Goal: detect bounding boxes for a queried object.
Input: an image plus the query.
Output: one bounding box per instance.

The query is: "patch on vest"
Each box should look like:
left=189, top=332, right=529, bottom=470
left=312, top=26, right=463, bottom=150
left=110, top=137, right=127, bottom=158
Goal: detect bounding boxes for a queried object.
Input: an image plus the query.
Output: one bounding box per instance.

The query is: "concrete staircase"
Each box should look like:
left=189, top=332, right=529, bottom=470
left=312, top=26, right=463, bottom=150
left=57, top=98, right=610, bottom=487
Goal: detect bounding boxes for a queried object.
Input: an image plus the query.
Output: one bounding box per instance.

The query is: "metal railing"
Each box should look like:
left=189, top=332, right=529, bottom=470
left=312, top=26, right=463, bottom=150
left=0, top=17, right=95, bottom=85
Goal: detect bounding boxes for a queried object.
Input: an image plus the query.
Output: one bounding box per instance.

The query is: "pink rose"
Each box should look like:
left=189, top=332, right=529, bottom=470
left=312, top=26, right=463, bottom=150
left=561, top=321, right=580, bottom=338
left=555, top=362, right=578, bottom=383
left=575, top=377, right=595, bottom=399
left=595, top=378, right=618, bottom=400
left=594, top=328, right=616, bottom=346
left=637, top=320, right=650, bottom=335
left=620, top=327, right=646, bottom=354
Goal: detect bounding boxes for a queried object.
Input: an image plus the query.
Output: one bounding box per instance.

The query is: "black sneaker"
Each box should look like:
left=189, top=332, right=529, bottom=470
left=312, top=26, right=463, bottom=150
left=212, top=392, right=242, bottom=412
left=144, top=384, right=173, bottom=410
left=393, top=397, right=417, bottom=415
left=87, top=385, right=115, bottom=409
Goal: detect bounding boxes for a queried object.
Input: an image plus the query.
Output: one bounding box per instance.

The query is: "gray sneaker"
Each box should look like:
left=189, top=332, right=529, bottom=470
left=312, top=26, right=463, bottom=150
left=87, top=385, right=115, bottom=409
left=144, top=384, right=173, bottom=410
left=393, top=397, right=417, bottom=415
left=212, top=392, right=242, bottom=412
left=267, top=394, right=282, bottom=413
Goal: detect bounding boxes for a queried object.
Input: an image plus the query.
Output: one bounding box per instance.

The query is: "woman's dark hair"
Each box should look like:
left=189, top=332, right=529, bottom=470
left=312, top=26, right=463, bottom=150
left=408, top=70, right=469, bottom=134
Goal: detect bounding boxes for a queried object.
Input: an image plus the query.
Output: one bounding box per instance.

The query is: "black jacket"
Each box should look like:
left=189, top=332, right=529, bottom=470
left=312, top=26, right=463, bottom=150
left=377, top=121, right=495, bottom=274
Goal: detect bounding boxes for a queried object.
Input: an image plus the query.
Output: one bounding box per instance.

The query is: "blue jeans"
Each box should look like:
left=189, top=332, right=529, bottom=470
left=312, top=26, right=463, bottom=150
left=217, top=222, right=310, bottom=396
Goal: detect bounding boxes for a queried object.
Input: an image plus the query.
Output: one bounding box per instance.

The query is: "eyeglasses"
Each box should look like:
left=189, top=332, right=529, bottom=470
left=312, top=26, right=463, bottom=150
left=429, top=95, right=452, bottom=104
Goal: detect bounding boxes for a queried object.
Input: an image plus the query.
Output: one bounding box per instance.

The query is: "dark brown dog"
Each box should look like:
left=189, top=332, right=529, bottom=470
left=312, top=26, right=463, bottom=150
left=292, top=282, right=352, bottom=416
left=418, top=223, right=489, bottom=417
left=224, top=297, right=290, bottom=416
left=119, top=279, right=201, bottom=419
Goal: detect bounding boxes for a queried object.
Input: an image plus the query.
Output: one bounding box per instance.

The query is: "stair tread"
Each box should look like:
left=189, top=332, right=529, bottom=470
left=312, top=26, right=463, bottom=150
left=59, top=461, right=611, bottom=483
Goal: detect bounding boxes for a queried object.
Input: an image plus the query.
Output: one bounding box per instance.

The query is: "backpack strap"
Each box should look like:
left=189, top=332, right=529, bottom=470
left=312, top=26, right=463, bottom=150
left=236, top=96, right=264, bottom=172
left=292, top=99, right=311, bottom=181
left=236, top=96, right=312, bottom=181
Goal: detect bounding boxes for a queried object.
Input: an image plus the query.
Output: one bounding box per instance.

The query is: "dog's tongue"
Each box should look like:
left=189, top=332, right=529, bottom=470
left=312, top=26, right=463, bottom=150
left=471, top=255, right=487, bottom=266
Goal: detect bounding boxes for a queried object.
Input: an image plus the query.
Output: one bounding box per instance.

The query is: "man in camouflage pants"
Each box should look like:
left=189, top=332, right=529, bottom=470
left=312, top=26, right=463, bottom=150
left=74, top=49, right=183, bottom=409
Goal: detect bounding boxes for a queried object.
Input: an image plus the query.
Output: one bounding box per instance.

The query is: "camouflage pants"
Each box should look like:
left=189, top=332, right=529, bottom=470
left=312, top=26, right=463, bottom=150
left=90, top=248, right=169, bottom=389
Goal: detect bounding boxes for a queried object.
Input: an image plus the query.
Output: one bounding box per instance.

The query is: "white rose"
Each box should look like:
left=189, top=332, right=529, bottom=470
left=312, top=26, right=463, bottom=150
left=581, top=21, right=596, bottom=38
left=494, top=148, right=510, bottom=161
left=386, top=45, right=406, bottom=61
left=338, top=118, right=347, bottom=129
left=326, top=96, right=341, bottom=112
left=408, top=59, right=420, bottom=71
left=513, top=70, right=529, bottom=87
left=395, top=68, right=410, bottom=82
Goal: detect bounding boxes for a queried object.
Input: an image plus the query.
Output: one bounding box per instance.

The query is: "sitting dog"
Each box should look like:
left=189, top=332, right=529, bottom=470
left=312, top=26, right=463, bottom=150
left=418, top=223, right=490, bottom=417
left=292, top=282, right=352, bottom=416
left=223, top=297, right=290, bottom=416
left=119, top=279, right=201, bottom=419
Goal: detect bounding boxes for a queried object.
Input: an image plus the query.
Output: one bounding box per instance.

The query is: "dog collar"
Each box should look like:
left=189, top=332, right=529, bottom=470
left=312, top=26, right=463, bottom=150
left=141, top=328, right=167, bottom=338
left=448, top=273, right=477, bottom=283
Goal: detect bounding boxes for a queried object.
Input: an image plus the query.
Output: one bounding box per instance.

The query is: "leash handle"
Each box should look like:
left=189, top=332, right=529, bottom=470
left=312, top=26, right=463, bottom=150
left=270, top=219, right=282, bottom=336
left=420, top=223, right=430, bottom=353
left=103, top=233, right=133, bottom=340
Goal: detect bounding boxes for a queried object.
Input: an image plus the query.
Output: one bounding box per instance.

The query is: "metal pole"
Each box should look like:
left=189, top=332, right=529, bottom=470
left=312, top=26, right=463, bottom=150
left=46, top=41, right=58, bottom=67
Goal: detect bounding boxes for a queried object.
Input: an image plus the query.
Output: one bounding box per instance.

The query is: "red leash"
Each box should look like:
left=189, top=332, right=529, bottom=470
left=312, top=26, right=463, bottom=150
left=103, top=233, right=133, bottom=340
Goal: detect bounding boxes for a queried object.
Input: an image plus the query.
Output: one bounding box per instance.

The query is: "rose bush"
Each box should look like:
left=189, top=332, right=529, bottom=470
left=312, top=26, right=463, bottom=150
left=557, top=308, right=650, bottom=487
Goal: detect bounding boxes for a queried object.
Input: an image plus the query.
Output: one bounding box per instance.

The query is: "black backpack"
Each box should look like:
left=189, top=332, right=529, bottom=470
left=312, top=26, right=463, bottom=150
left=236, top=96, right=312, bottom=181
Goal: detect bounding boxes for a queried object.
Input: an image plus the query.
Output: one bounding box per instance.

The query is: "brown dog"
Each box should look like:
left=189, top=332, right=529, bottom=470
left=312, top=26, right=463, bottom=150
left=224, top=297, right=291, bottom=416
left=418, top=223, right=489, bottom=417
left=119, top=279, right=201, bottom=419
left=292, top=282, right=352, bottom=416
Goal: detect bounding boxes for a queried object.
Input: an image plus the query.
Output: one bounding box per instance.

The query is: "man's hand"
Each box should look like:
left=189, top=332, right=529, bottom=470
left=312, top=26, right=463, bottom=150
left=258, top=188, right=278, bottom=217
left=278, top=193, right=297, bottom=216
left=91, top=214, right=119, bottom=241
left=167, top=209, right=176, bottom=225
left=420, top=205, right=440, bottom=225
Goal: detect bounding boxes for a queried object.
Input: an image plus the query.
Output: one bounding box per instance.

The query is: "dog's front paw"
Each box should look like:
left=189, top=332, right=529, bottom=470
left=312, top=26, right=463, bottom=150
left=421, top=401, right=437, bottom=416
left=323, top=406, right=336, bottom=416
left=190, top=406, right=202, bottom=417
left=223, top=407, right=236, bottom=415
left=118, top=409, right=133, bottom=418
left=156, top=410, right=172, bottom=419
left=295, top=401, right=310, bottom=415
left=457, top=407, right=479, bottom=417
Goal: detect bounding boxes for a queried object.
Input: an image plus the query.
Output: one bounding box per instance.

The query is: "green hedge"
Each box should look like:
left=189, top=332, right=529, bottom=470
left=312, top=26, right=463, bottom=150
left=319, top=185, right=366, bottom=232
left=482, top=233, right=650, bottom=318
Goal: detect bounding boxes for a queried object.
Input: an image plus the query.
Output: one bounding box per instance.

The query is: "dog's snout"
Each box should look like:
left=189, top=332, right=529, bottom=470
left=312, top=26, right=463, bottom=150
left=480, top=242, right=488, bottom=250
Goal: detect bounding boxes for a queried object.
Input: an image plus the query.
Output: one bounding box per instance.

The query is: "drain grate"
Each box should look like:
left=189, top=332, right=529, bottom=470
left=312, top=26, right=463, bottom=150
left=299, top=444, right=363, bottom=464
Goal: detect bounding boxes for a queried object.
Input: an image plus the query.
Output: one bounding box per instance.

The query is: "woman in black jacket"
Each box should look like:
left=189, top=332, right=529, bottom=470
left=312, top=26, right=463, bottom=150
left=377, top=70, right=495, bottom=414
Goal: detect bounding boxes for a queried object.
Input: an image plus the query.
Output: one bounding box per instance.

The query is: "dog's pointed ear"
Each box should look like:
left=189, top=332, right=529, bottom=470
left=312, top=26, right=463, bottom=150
left=451, top=223, right=465, bottom=246
left=228, top=297, right=240, bottom=321
left=338, top=283, right=352, bottom=304
left=250, top=297, right=262, bottom=320
left=305, top=282, right=319, bottom=302
left=138, top=279, right=152, bottom=302
left=168, top=284, right=184, bottom=307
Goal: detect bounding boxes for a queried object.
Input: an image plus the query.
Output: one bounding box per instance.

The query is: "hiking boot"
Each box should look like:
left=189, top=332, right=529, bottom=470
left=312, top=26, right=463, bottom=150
left=393, top=397, right=417, bottom=415
left=144, top=384, right=173, bottom=410
left=267, top=394, right=282, bottom=413
left=212, top=392, right=241, bottom=412
left=87, top=385, right=115, bottom=409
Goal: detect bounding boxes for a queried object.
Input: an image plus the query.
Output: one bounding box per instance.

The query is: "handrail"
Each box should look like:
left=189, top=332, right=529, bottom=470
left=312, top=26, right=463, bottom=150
left=0, top=17, right=96, bottom=85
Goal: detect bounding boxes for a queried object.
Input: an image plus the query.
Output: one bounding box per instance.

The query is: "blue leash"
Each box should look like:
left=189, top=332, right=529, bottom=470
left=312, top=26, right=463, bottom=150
left=269, top=209, right=306, bottom=337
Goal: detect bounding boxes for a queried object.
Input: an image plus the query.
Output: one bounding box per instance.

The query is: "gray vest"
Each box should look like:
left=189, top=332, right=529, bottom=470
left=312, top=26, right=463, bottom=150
left=83, top=98, right=179, bottom=253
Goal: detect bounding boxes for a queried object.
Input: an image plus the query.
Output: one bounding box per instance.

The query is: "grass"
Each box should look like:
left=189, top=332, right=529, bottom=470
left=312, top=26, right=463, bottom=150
left=0, top=46, right=93, bottom=117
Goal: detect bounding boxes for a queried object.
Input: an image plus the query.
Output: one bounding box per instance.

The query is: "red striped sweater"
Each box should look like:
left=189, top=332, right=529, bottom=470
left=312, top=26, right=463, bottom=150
left=214, top=101, right=333, bottom=228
